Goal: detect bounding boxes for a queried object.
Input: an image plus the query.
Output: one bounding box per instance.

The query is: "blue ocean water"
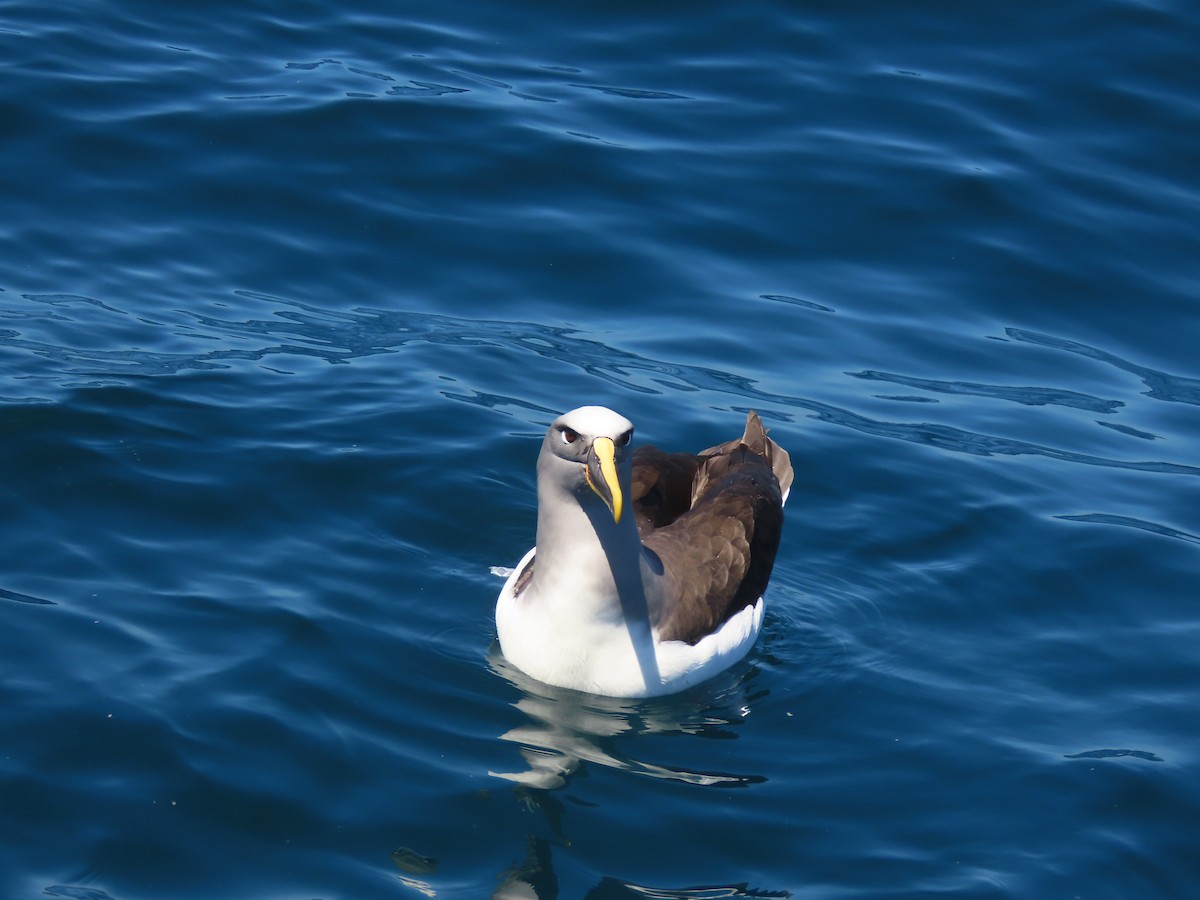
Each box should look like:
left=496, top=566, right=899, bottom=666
left=2, top=0, right=1198, bottom=897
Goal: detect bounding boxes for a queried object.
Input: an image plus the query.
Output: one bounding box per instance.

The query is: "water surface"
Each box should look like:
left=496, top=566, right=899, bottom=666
left=2, top=0, right=1198, bottom=897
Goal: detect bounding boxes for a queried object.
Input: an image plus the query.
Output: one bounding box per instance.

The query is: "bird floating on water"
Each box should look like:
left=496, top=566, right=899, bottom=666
left=496, top=406, right=793, bottom=697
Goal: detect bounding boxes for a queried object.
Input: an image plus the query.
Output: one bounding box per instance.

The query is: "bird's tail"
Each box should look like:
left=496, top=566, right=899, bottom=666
left=694, top=411, right=794, bottom=506
left=739, top=411, right=794, bottom=503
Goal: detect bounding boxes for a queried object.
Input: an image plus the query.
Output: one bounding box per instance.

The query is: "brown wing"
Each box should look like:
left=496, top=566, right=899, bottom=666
left=630, top=445, right=700, bottom=536
left=643, top=412, right=791, bottom=644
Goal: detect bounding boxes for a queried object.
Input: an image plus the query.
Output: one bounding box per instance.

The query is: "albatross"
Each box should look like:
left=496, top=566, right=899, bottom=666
left=496, top=406, right=793, bottom=697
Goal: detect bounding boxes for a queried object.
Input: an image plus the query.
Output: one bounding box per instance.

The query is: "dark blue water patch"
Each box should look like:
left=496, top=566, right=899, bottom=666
left=1065, top=749, right=1164, bottom=763
left=876, top=394, right=938, bottom=404
left=1096, top=420, right=1160, bottom=441
left=44, top=888, right=120, bottom=900
left=585, top=879, right=791, bottom=899
left=759, top=293, right=835, bottom=313
left=568, top=83, right=691, bottom=101
left=0, top=586, right=56, bottom=605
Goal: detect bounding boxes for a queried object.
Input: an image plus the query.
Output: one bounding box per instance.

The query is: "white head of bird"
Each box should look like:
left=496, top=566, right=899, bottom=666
left=537, top=406, right=635, bottom=527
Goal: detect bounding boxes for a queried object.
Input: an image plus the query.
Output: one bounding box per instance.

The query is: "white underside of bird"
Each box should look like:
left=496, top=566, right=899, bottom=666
left=497, top=546, right=767, bottom=697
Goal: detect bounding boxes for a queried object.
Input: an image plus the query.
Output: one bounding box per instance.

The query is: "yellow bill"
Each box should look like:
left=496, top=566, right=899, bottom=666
left=585, top=435, right=623, bottom=523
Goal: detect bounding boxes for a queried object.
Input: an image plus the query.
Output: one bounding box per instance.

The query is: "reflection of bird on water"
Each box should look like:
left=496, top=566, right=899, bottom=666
left=492, top=830, right=791, bottom=900
left=488, top=647, right=766, bottom=791
left=496, top=407, right=792, bottom=698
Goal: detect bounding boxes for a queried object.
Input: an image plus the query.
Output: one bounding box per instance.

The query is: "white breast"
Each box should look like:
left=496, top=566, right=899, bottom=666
left=496, top=549, right=764, bottom=698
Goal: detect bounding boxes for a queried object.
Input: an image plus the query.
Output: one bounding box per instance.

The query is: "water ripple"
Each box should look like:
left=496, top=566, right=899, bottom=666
left=1064, top=748, right=1164, bottom=762
left=1057, top=513, right=1200, bottom=546
left=0, top=586, right=56, bottom=606
left=488, top=648, right=767, bottom=790
left=1008, top=327, right=1200, bottom=406
left=569, top=83, right=692, bottom=101
left=848, top=369, right=1123, bottom=413
left=3, top=295, right=1197, bottom=480
left=43, top=887, right=119, bottom=900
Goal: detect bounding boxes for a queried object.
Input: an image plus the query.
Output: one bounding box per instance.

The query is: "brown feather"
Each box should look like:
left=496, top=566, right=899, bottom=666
left=630, top=445, right=700, bottom=535
left=636, top=411, right=791, bottom=644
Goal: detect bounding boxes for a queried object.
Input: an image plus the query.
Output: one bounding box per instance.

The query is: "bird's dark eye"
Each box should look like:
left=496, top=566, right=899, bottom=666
left=617, top=430, right=632, bottom=447
left=560, top=427, right=579, bottom=445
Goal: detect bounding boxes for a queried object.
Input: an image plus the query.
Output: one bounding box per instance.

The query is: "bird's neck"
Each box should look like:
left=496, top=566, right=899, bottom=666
left=529, top=476, right=667, bottom=692
left=532, top=484, right=650, bottom=618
